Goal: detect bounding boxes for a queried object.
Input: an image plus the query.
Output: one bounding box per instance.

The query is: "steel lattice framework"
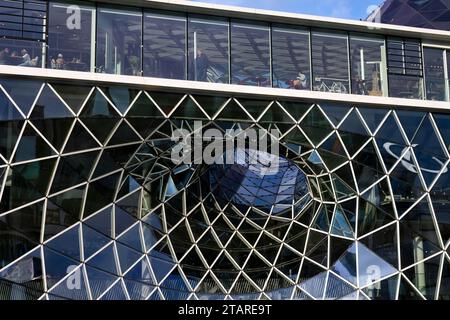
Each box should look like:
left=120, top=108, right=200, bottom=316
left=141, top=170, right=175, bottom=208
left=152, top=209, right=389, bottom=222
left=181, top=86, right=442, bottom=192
left=0, top=76, right=450, bottom=300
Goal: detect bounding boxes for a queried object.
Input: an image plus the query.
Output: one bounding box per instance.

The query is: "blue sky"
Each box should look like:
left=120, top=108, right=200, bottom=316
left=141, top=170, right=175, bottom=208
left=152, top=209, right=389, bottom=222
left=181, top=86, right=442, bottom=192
left=191, top=0, right=383, bottom=20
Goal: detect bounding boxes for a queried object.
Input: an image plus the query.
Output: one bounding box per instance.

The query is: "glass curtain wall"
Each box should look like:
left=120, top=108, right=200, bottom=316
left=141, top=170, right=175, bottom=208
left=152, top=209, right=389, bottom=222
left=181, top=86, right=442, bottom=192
left=424, top=47, right=447, bottom=101
left=272, top=25, right=310, bottom=90
left=143, top=11, right=186, bottom=80
left=350, top=36, right=387, bottom=97
left=47, top=1, right=95, bottom=72
left=188, top=15, right=229, bottom=84
left=311, top=31, right=350, bottom=94
left=96, top=5, right=142, bottom=76
left=231, top=20, right=270, bottom=87
left=387, top=38, right=424, bottom=100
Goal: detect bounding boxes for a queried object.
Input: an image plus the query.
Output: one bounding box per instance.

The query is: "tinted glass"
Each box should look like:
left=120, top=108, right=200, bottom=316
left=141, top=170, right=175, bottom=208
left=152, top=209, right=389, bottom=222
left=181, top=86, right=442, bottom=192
left=231, top=20, right=270, bottom=87
left=48, top=1, right=95, bottom=72
left=96, top=6, right=142, bottom=76
left=272, top=25, right=310, bottom=90
left=143, top=11, right=186, bottom=80
left=312, top=31, right=350, bottom=94
left=350, top=36, right=386, bottom=96
left=424, top=47, right=446, bottom=101
left=188, top=15, right=229, bottom=83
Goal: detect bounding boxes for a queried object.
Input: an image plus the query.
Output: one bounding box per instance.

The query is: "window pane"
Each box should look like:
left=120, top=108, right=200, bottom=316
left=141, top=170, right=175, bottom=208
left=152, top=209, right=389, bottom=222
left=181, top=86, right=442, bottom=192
left=231, top=20, right=270, bottom=87
left=48, top=1, right=95, bottom=72
left=272, top=25, right=310, bottom=90
left=424, top=47, right=446, bottom=101
left=188, top=15, right=229, bottom=84
left=96, top=6, right=142, bottom=76
left=0, top=38, right=42, bottom=67
left=388, top=74, right=424, bottom=99
left=143, top=11, right=186, bottom=80
left=350, top=36, right=386, bottom=97
left=312, top=32, right=349, bottom=94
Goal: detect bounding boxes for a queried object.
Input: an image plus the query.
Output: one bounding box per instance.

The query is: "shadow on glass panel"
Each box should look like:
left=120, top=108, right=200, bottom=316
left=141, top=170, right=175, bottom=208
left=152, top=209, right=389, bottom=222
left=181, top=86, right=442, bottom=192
left=188, top=15, right=229, bottom=84
left=312, top=31, right=349, bottom=94
left=272, top=25, right=311, bottom=90
left=350, top=35, right=387, bottom=97
left=0, top=39, right=42, bottom=68
left=143, top=11, right=186, bottom=80
left=231, top=20, right=271, bottom=87
left=96, top=5, right=142, bottom=76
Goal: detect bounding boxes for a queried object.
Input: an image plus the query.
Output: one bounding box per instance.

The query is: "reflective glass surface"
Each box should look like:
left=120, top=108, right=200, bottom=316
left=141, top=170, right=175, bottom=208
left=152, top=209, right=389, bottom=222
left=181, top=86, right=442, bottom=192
left=272, top=25, right=310, bottom=90
left=424, top=47, right=447, bottom=101
left=231, top=20, right=270, bottom=87
left=312, top=31, right=350, bottom=94
left=188, top=15, right=229, bottom=83
left=143, top=11, right=186, bottom=80
left=96, top=6, right=142, bottom=76
left=350, top=36, right=386, bottom=97
left=48, top=1, right=95, bottom=72
left=0, top=39, right=43, bottom=68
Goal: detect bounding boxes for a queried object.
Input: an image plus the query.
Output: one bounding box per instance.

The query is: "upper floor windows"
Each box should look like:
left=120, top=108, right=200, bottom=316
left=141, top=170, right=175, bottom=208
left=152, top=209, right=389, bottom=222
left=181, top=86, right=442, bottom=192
left=0, top=0, right=449, bottom=102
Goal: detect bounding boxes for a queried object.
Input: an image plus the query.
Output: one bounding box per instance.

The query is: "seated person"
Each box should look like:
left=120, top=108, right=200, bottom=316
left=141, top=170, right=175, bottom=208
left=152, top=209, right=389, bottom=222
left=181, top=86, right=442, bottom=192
left=51, top=53, right=65, bottom=69
left=19, top=49, right=32, bottom=67
left=0, top=48, right=10, bottom=65
left=287, top=72, right=309, bottom=90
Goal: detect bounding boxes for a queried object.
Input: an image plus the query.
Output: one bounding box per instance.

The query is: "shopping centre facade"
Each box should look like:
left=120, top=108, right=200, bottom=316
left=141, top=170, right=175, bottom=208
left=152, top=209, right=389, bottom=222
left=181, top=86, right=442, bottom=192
left=1, top=0, right=450, bottom=300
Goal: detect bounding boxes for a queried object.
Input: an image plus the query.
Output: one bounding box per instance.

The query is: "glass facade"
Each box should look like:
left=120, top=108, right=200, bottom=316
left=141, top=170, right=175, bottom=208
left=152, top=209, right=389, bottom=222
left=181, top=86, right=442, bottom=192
left=96, top=5, right=142, bottom=76
left=312, top=31, right=349, bottom=94
left=143, top=11, right=186, bottom=80
left=231, top=20, right=271, bottom=87
left=350, top=36, right=387, bottom=96
left=0, top=76, right=449, bottom=300
left=188, top=15, right=229, bottom=83
left=48, top=1, right=95, bottom=72
left=0, top=1, right=449, bottom=101
left=424, top=47, right=447, bottom=101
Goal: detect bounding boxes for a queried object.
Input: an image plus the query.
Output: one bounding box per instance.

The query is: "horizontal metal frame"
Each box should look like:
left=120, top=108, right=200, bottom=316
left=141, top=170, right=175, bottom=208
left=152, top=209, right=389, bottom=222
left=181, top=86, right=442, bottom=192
left=1, top=64, right=449, bottom=113
left=85, top=0, right=450, bottom=44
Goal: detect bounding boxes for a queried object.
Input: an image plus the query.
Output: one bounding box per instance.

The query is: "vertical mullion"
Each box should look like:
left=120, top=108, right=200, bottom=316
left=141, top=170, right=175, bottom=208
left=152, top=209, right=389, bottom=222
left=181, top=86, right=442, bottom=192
left=185, top=12, right=188, bottom=81
left=444, top=49, right=450, bottom=102
left=94, top=2, right=98, bottom=73
left=141, top=7, right=144, bottom=76
left=269, top=23, right=273, bottom=88
left=228, top=18, right=232, bottom=84
left=347, top=32, right=352, bottom=94
left=309, top=27, right=314, bottom=91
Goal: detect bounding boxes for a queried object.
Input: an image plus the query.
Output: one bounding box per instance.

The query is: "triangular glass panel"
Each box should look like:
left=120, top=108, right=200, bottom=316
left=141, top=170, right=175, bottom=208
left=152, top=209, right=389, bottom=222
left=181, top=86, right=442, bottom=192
left=82, top=224, right=112, bottom=259
left=362, top=274, right=398, bottom=300
left=31, top=118, right=75, bottom=152
left=124, top=278, right=154, bottom=300
left=0, top=78, right=43, bottom=116
left=397, top=275, right=424, bottom=300
left=148, top=255, right=176, bottom=284
left=237, top=98, right=270, bottom=121
left=325, top=272, right=355, bottom=300
left=319, top=103, right=350, bottom=127
left=338, top=110, right=370, bottom=156
left=43, top=246, right=80, bottom=290
left=300, top=105, right=333, bottom=146
left=304, top=230, right=328, bottom=266
left=396, top=110, right=426, bottom=142
left=357, top=107, right=388, bottom=134
left=63, top=121, right=100, bottom=153
left=85, top=266, right=119, bottom=300
left=13, top=123, right=57, bottom=162
left=331, top=242, right=357, bottom=286
left=50, top=83, right=93, bottom=115
left=357, top=242, right=397, bottom=288
left=116, top=242, right=142, bottom=274
left=99, top=86, right=140, bottom=115
left=171, top=96, right=208, bottom=120
left=147, top=91, right=185, bottom=116
left=403, top=254, right=440, bottom=300
left=331, top=207, right=354, bottom=238
left=30, top=84, right=73, bottom=119
left=48, top=265, right=89, bottom=300
left=278, top=101, right=311, bottom=122
left=214, top=99, right=252, bottom=122
left=0, top=88, right=24, bottom=120
left=100, top=280, right=128, bottom=300
left=190, top=95, right=229, bottom=119
left=46, top=224, right=81, bottom=261
left=299, top=269, right=327, bottom=299
left=357, top=196, right=395, bottom=237
left=84, top=206, right=112, bottom=238
left=126, top=92, right=165, bottom=118
left=117, top=223, right=143, bottom=252
left=86, top=243, right=118, bottom=275
left=115, top=206, right=138, bottom=237
left=106, top=120, right=141, bottom=146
